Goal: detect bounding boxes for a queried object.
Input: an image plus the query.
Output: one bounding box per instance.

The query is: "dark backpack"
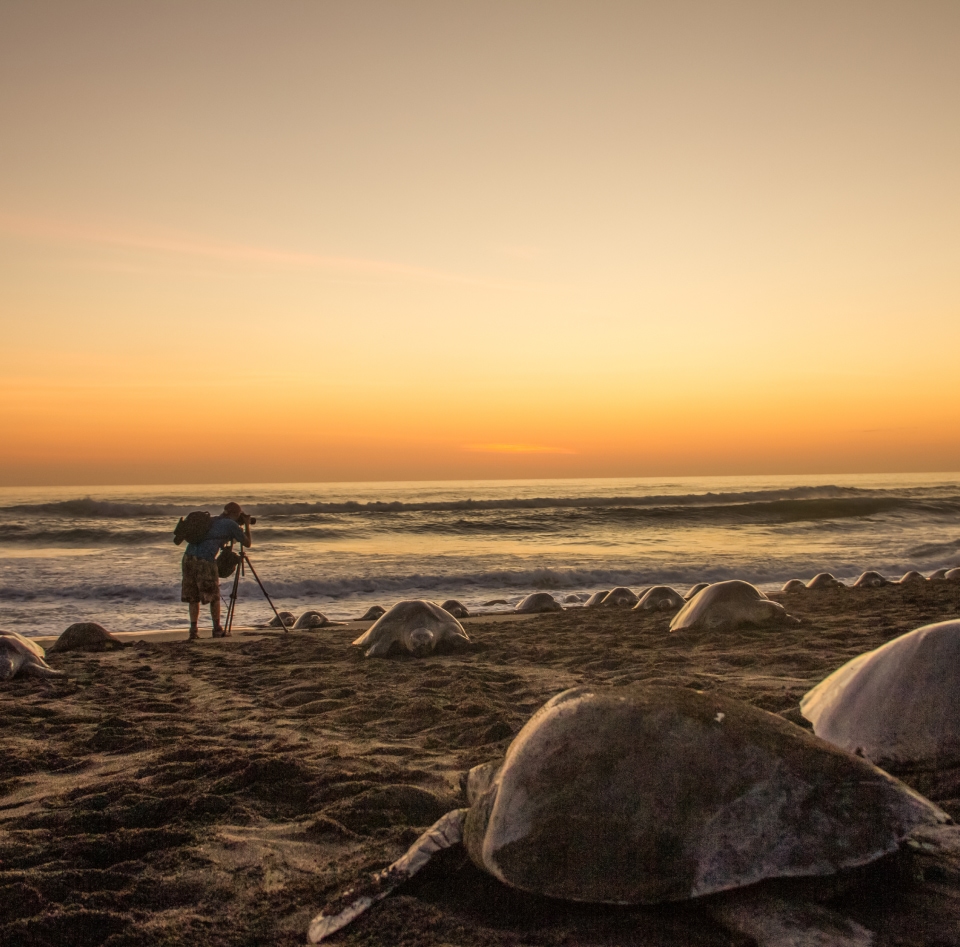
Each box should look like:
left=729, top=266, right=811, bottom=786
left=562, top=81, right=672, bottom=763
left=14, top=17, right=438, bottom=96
left=173, top=511, right=213, bottom=545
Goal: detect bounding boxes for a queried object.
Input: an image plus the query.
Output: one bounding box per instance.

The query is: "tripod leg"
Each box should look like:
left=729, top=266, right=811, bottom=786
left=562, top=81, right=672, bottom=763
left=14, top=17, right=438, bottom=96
left=224, top=555, right=242, bottom=636
left=243, top=555, right=290, bottom=633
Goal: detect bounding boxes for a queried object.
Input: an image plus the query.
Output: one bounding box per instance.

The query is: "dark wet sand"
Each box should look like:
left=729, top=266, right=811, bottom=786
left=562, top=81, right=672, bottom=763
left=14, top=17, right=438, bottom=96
left=3, top=582, right=960, bottom=947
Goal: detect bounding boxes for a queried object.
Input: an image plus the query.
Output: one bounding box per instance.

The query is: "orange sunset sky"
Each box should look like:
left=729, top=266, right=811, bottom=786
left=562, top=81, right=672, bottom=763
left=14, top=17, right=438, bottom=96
left=1, top=1, right=959, bottom=486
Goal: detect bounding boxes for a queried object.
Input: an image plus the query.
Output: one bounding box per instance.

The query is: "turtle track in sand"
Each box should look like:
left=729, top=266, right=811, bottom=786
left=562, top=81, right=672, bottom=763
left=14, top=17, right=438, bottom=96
left=2, top=580, right=960, bottom=946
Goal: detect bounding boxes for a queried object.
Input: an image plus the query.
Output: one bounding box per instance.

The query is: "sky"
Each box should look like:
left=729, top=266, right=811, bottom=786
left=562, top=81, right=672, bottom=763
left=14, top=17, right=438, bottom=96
left=1, top=1, right=958, bottom=486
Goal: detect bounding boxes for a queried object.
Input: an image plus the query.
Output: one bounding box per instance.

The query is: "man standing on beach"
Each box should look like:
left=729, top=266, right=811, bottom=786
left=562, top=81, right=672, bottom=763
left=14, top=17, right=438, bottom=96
left=181, top=502, right=253, bottom=639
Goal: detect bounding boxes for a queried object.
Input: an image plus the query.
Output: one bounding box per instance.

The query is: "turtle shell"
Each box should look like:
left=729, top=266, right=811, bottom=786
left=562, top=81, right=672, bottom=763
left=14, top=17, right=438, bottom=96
left=515, top=593, right=562, bottom=614
left=946, top=568, right=960, bottom=581
left=853, top=571, right=888, bottom=588
left=352, top=600, right=469, bottom=657
left=781, top=579, right=807, bottom=593
left=441, top=599, right=470, bottom=619
left=293, top=610, right=330, bottom=629
left=897, top=571, right=926, bottom=586
left=463, top=685, right=945, bottom=905
left=801, top=619, right=960, bottom=769
left=669, top=580, right=796, bottom=633
left=582, top=590, right=609, bottom=608
left=806, top=573, right=844, bottom=590
left=360, top=605, right=386, bottom=621
left=683, top=583, right=709, bottom=600
left=633, top=586, right=684, bottom=611
left=49, top=622, right=124, bottom=653
left=600, top=587, right=639, bottom=608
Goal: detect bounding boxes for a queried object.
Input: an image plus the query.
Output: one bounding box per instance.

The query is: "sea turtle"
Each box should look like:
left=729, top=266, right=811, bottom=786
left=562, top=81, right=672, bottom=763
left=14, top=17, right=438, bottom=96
left=897, top=571, right=926, bottom=586
left=360, top=605, right=386, bottom=621
left=683, top=582, right=709, bottom=600
left=440, top=599, right=470, bottom=619
left=352, top=600, right=470, bottom=657
left=781, top=579, right=807, bottom=593
left=293, top=610, right=341, bottom=630
left=599, top=587, right=639, bottom=608
left=582, top=590, right=609, bottom=608
left=482, top=599, right=510, bottom=607
left=853, top=571, right=889, bottom=588
left=48, top=622, right=126, bottom=653
left=515, top=592, right=562, bottom=614
left=309, top=685, right=954, bottom=945
left=928, top=569, right=948, bottom=581
left=563, top=593, right=582, bottom=604
left=633, top=585, right=684, bottom=611
left=806, top=572, right=844, bottom=590
left=947, top=568, right=960, bottom=581
left=267, top=611, right=297, bottom=628
left=670, top=580, right=798, bottom=633
left=0, top=633, right=64, bottom=681
left=801, top=619, right=960, bottom=775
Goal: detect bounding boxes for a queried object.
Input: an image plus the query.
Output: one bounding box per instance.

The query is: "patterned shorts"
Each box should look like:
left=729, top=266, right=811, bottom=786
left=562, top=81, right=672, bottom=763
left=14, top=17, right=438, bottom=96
left=181, top=554, right=219, bottom=604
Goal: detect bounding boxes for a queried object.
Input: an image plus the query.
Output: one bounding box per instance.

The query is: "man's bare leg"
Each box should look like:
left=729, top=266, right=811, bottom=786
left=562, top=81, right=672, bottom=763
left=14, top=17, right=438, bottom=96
left=189, top=602, right=200, bottom=639
left=210, top=598, right=223, bottom=636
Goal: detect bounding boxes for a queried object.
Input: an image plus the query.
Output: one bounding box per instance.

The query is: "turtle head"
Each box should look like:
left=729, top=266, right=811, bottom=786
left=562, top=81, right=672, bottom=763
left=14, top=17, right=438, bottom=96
left=465, top=760, right=501, bottom=805
left=404, top=627, right=436, bottom=656
left=0, top=650, right=19, bottom=681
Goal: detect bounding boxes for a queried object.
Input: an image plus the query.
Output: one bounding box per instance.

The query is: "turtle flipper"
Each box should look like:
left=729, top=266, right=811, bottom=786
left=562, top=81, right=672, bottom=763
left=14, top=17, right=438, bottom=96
left=308, top=807, right=467, bottom=943
left=708, top=894, right=873, bottom=947
left=24, top=659, right=66, bottom=678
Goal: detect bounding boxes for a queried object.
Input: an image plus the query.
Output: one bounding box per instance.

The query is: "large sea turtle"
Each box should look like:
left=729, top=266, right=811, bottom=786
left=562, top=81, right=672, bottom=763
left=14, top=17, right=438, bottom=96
left=780, top=579, right=806, bottom=593
left=360, top=605, right=386, bottom=621
left=897, top=571, right=926, bottom=586
left=599, top=587, right=639, bottom=608
left=440, top=599, right=470, bottom=619
left=801, top=619, right=960, bottom=774
left=352, top=600, right=470, bottom=657
left=683, top=582, right=708, bottom=600
left=947, top=568, right=960, bottom=581
left=853, top=571, right=888, bottom=588
left=48, top=622, right=126, bottom=653
left=633, top=585, right=684, bottom=611
left=0, top=633, right=64, bottom=681
left=928, top=569, right=948, bottom=581
left=515, top=592, right=562, bottom=614
left=267, top=611, right=296, bottom=628
left=563, top=593, right=583, bottom=604
left=309, top=685, right=954, bottom=945
left=806, top=572, right=844, bottom=590
left=582, top=590, right=609, bottom=608
left=670, top=580, right=798, bottom=633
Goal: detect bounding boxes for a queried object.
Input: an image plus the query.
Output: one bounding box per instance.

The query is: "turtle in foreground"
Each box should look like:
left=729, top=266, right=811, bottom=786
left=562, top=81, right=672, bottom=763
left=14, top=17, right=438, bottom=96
left=440, top=599, right=470, bottom=619
left=853, top=571, right=889, bottom=588
left=352, top=600, right=469, bottom=657
left=360, top=605, right=386, bottom=621
left=0, top=633, right=65, bottom=681
left=515, top=592, right=562, bottom=614
left=801, top=619, right=960, bottom=780
left=633, top=585, right=684, bottom=611
left=670, top=580, right=798, bottom=633
left=683, top=582, right=708, bottom=600
left=781, top=578, right=806, bottom=592
left=267, top=611, right=297, bottom=628
left=308, top=685, right=955, bottom=945
left=806, top=572, right=845, bottom=590
left=897, top=571, right=926, bottom=586
left=582, top=590, right=609, bottom=608
left=48, top=622, right=127, bottom=653
left=293, top=610, right=343, bottom=630
left=599, top=587, right=639, bottom=608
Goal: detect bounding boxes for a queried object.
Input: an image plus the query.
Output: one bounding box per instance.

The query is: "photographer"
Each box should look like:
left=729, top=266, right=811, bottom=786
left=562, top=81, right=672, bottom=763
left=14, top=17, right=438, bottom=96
left=181, top=501, right=253, bottom=639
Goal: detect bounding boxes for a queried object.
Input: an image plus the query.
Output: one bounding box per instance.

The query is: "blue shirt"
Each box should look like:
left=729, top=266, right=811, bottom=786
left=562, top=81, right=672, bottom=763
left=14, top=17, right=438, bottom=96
left=185, top=515, right=245, bottom=562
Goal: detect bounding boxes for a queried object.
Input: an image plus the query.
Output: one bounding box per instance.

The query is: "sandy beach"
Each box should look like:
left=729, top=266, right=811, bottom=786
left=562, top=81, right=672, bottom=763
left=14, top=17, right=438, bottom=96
left=3, top=583, right=960, bottom=947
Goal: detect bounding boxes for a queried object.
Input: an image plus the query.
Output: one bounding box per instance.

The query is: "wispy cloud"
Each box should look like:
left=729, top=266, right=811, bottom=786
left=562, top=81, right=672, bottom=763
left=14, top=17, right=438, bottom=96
left=462, top=443, right=576, bottom=455
left=0, top=212, right=517, bottom=288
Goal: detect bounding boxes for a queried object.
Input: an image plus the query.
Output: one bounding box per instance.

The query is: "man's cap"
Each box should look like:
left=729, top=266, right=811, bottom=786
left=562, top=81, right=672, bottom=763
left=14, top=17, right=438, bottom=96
left=223, top=501, right=244, bottom=518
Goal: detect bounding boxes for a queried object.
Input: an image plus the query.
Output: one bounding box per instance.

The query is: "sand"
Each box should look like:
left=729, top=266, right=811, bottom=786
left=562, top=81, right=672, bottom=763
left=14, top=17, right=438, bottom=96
left=3, top=583, right=960, bottom=947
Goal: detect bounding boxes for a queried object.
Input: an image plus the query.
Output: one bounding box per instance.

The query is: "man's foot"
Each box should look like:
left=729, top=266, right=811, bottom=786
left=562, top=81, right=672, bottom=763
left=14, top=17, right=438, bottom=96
left=188, top=627, right=199, bottom=640
left=212, top=626, right=226, bottom=638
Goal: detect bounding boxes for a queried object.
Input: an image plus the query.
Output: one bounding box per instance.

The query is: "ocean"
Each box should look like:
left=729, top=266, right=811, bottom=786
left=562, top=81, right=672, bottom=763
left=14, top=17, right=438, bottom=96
left=2, top=473, right=959, bottom=638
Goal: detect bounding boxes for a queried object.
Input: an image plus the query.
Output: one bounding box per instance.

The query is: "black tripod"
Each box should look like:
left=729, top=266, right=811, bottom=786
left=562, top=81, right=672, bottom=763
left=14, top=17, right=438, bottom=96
left=222, top=547, right=290, bottom=635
